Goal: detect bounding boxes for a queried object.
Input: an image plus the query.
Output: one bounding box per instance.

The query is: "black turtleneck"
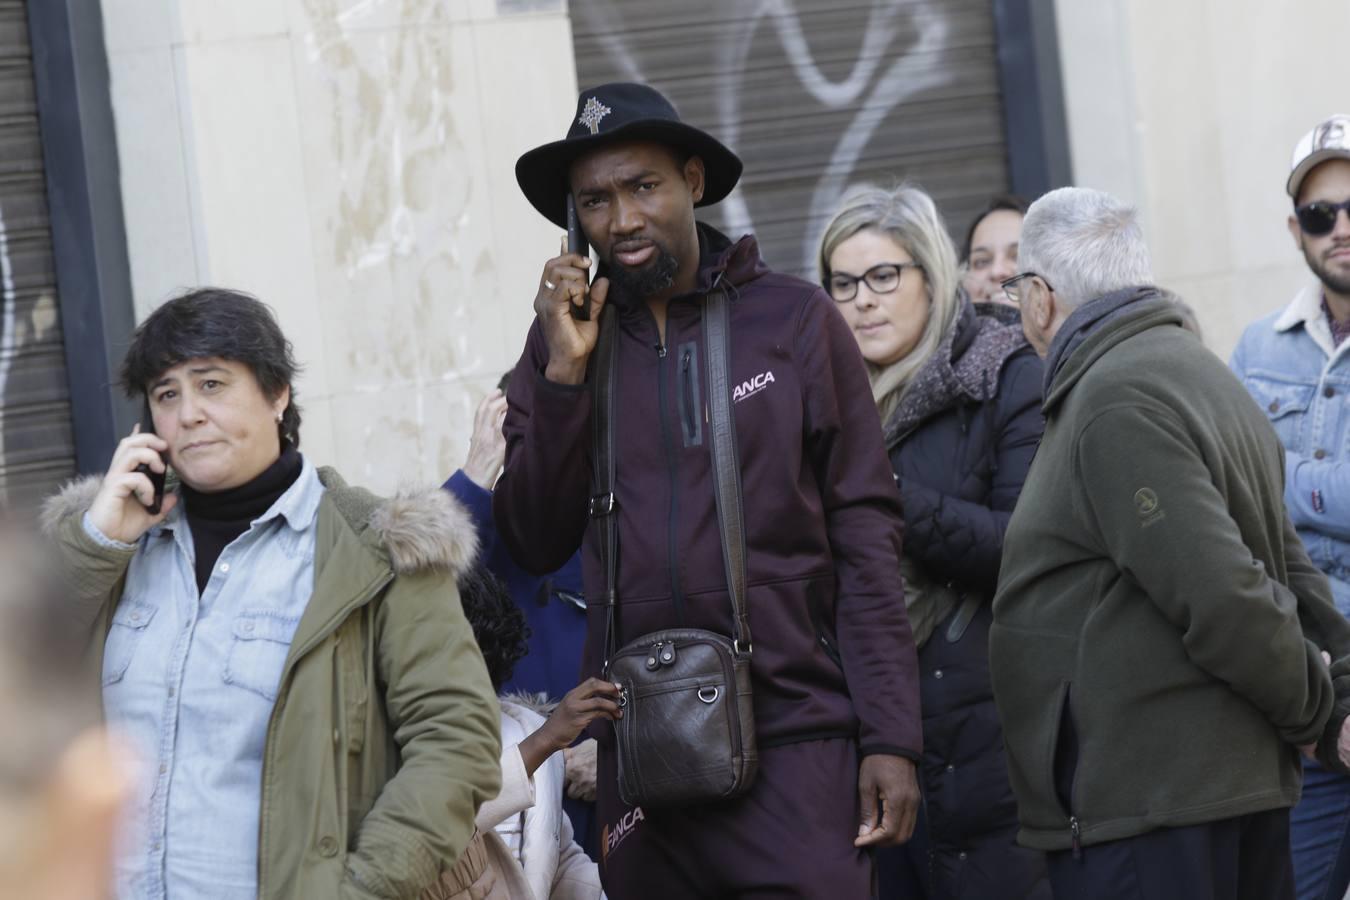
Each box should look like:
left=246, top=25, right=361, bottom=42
left=180, top=441, right=303, bottom=593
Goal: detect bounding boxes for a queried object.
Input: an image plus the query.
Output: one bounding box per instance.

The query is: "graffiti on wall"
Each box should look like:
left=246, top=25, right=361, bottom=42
left=0, top=206, right=15, bottom=417
left=0, top=176, right=71, bottom=508
left=571, top=0, right=1008, bottom=278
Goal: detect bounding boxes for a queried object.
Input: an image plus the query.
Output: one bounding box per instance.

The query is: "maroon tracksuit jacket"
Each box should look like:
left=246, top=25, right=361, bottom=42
left=494, top=225, right=921, bottom=762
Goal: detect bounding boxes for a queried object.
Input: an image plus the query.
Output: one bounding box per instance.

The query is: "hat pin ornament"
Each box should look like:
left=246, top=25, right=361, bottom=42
left=579, top=97, right=612, bottom=135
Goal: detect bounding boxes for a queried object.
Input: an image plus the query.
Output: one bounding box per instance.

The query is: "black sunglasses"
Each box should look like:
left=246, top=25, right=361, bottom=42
left=1295, top=199, right=1350, bottom=236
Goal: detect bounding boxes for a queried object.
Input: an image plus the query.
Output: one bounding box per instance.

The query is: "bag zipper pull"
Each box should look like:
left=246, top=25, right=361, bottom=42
left=1070, top=816, right=1082, bottom=859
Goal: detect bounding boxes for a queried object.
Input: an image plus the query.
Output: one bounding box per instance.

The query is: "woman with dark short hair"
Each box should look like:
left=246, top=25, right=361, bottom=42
left=960, top=194, right=1029, bottom=316
left=820, top=187, right=1048, bottom=900
left=42, top=288, right=502, bottom=900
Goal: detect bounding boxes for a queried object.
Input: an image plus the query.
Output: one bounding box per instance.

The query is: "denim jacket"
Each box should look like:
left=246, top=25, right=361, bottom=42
left=88, top=461, right=322, bottom=900
left=1231, top=283, right=1350, bottom=613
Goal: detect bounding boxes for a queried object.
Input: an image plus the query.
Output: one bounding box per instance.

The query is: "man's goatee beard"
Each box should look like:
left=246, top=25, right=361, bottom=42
left=606, top=248, right=680, bottom=307
left=1308, top=244, right=1350, bottom=297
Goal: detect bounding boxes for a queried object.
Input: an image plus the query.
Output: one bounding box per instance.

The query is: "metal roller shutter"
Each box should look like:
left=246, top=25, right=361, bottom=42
left=0, top=0, right=75, bottom=507
left=570, top=0, right=1012, bottom=280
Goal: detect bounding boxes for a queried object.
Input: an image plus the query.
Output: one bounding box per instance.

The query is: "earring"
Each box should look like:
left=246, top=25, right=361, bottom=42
left=276, top=412, right=283, bottom=423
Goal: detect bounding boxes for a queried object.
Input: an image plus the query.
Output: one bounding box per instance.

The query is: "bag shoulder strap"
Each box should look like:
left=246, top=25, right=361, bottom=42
left=593, top=287, right=753, bottom=667
left=704, top=287, right=752, bottom=656
left=591, top=305, right=620, bottom=672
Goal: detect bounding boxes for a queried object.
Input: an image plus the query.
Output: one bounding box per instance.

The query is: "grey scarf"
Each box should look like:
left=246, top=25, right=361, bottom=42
left=1042, top=285, right=1160, bottom=401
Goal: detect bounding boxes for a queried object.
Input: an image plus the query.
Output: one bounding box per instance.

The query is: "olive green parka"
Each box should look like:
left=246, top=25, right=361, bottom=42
left=43, top=468, right=502, bottom=899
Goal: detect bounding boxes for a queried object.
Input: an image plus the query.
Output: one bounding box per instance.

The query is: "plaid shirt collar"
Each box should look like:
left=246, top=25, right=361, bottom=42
left=1324, top=296, right=1350, bottom=348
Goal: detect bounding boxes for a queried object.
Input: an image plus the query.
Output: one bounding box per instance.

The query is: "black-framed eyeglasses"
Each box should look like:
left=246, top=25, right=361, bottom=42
left=825, top=262, right=923, bottom=303
left=1295, top=199, right=1350, bottom=236
left=1000, top=271, right=1054, bottom=305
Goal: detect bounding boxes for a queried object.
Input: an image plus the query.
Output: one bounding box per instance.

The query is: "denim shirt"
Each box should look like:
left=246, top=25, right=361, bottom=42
left=1231, top=283, right=1350, bottom=613
left=86, top=460, right=323, bottom=900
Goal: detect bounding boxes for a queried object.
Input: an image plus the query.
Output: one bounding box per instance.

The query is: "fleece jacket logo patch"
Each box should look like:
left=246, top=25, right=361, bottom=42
left=733, top=370, right=775, bottom=403
left=601, top=806, right=645, bottom=864
left=1134, top=487, right=1166, bottom=528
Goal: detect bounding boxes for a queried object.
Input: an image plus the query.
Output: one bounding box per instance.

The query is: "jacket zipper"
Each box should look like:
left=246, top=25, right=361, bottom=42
left=809, top=587, right=844, bottom=671
left=655, top=339, right=687, bottom=624
left=681, top=348, right=696, bottom=442
left=1070, top=816, right=1082, bottom=859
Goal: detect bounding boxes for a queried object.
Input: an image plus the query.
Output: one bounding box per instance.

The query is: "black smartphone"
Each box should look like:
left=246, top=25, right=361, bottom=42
left=567, top=194, right=592, bottom=321
left=134, top=406, right=167, bottom=515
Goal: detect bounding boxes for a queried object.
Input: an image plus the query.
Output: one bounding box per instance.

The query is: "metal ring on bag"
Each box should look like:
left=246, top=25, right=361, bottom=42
left=617, top=690, right=628, bottom=708
left=697, top=686, right=720, bottom=704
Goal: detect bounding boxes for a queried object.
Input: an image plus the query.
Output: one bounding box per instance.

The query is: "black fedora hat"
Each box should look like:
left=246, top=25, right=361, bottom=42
left=515, top=82, right=743, bottom=229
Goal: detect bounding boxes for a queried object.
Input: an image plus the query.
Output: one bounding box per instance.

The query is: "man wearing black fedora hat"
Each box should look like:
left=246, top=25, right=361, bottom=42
left=494, top=82, right=922, bottom=898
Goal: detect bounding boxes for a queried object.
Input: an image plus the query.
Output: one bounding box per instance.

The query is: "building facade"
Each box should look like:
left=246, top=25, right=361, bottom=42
left=7, top=0, right=1342, bottom=500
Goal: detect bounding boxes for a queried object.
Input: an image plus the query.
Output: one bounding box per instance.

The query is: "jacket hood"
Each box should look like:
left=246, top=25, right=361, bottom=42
left=40, top=474, right=102, bottom=538
left=692, top=221, right=769, bottom=292
left=40, top=467, right=478, bottom=579
left=882, top=298, right=1029, bottom=446
left=1042, top=289, right=1185, bottom=415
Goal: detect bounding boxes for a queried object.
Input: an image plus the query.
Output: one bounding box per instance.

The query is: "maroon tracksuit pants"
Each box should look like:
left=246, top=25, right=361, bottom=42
left=596, top=737, right=874, bottom=899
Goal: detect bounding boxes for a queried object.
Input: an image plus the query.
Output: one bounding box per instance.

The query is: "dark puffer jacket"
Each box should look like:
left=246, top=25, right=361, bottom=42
left=878, top=301, right=1050, bottom=900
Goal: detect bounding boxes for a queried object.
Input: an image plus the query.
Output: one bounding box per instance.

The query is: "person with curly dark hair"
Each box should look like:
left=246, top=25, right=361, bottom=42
left=457, top=566, right=532, bottom=691
left=443, top=377, right=598, bottom=861
left=454, top=565, right=610, bottom=900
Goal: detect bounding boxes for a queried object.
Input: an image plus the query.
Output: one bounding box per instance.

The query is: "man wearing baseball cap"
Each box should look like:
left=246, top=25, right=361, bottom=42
left=1231, top=115, right=1350, bottom=900
left=492, top=82, right=923, bottom=897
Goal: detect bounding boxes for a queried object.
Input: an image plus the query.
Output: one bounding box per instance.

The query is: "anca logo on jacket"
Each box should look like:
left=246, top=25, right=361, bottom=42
left=601, top=806, right=646, bottom=863
left=733, top=370, right=776, bottom=403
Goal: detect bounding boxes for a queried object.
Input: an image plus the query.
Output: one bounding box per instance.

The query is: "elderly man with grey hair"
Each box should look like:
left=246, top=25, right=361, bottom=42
left=989, top=186, right=1350, bottom=900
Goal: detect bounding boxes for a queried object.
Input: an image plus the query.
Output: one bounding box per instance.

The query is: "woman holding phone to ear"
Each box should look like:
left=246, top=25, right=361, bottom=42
left=43, top=288, right=502, bottom=900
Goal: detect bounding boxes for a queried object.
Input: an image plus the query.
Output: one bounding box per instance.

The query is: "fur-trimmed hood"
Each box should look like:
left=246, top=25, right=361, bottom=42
left=40, top=466, right=478, bottom=578
left=40, top=474, right=102, bottom=539
left=500, top=691, right=557, bottom=718
left=318, top=468, right=478, bottom=577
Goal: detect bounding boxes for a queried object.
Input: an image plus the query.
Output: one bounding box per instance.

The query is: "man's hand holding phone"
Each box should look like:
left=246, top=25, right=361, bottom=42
left=87, top=424, right=177, bottom=545
left=537, top=234, right=608, bottom=386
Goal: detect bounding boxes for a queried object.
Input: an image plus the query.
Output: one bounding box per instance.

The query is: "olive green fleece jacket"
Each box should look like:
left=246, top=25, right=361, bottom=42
left=991, top=294, right=1350, bottom=852
left=42, top=468, right=502, bottom=899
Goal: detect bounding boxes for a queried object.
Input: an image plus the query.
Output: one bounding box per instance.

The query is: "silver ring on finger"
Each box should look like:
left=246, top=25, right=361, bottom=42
left=543, top=279, right=557, bottom=291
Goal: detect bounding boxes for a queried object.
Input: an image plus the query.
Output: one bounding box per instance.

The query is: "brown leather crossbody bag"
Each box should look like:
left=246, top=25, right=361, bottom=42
left=591, top=285, right=758, bottom=809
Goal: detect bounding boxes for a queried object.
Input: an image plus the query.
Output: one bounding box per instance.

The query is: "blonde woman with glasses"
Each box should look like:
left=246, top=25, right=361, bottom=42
left=819, top=185, right=1049, bottom=900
